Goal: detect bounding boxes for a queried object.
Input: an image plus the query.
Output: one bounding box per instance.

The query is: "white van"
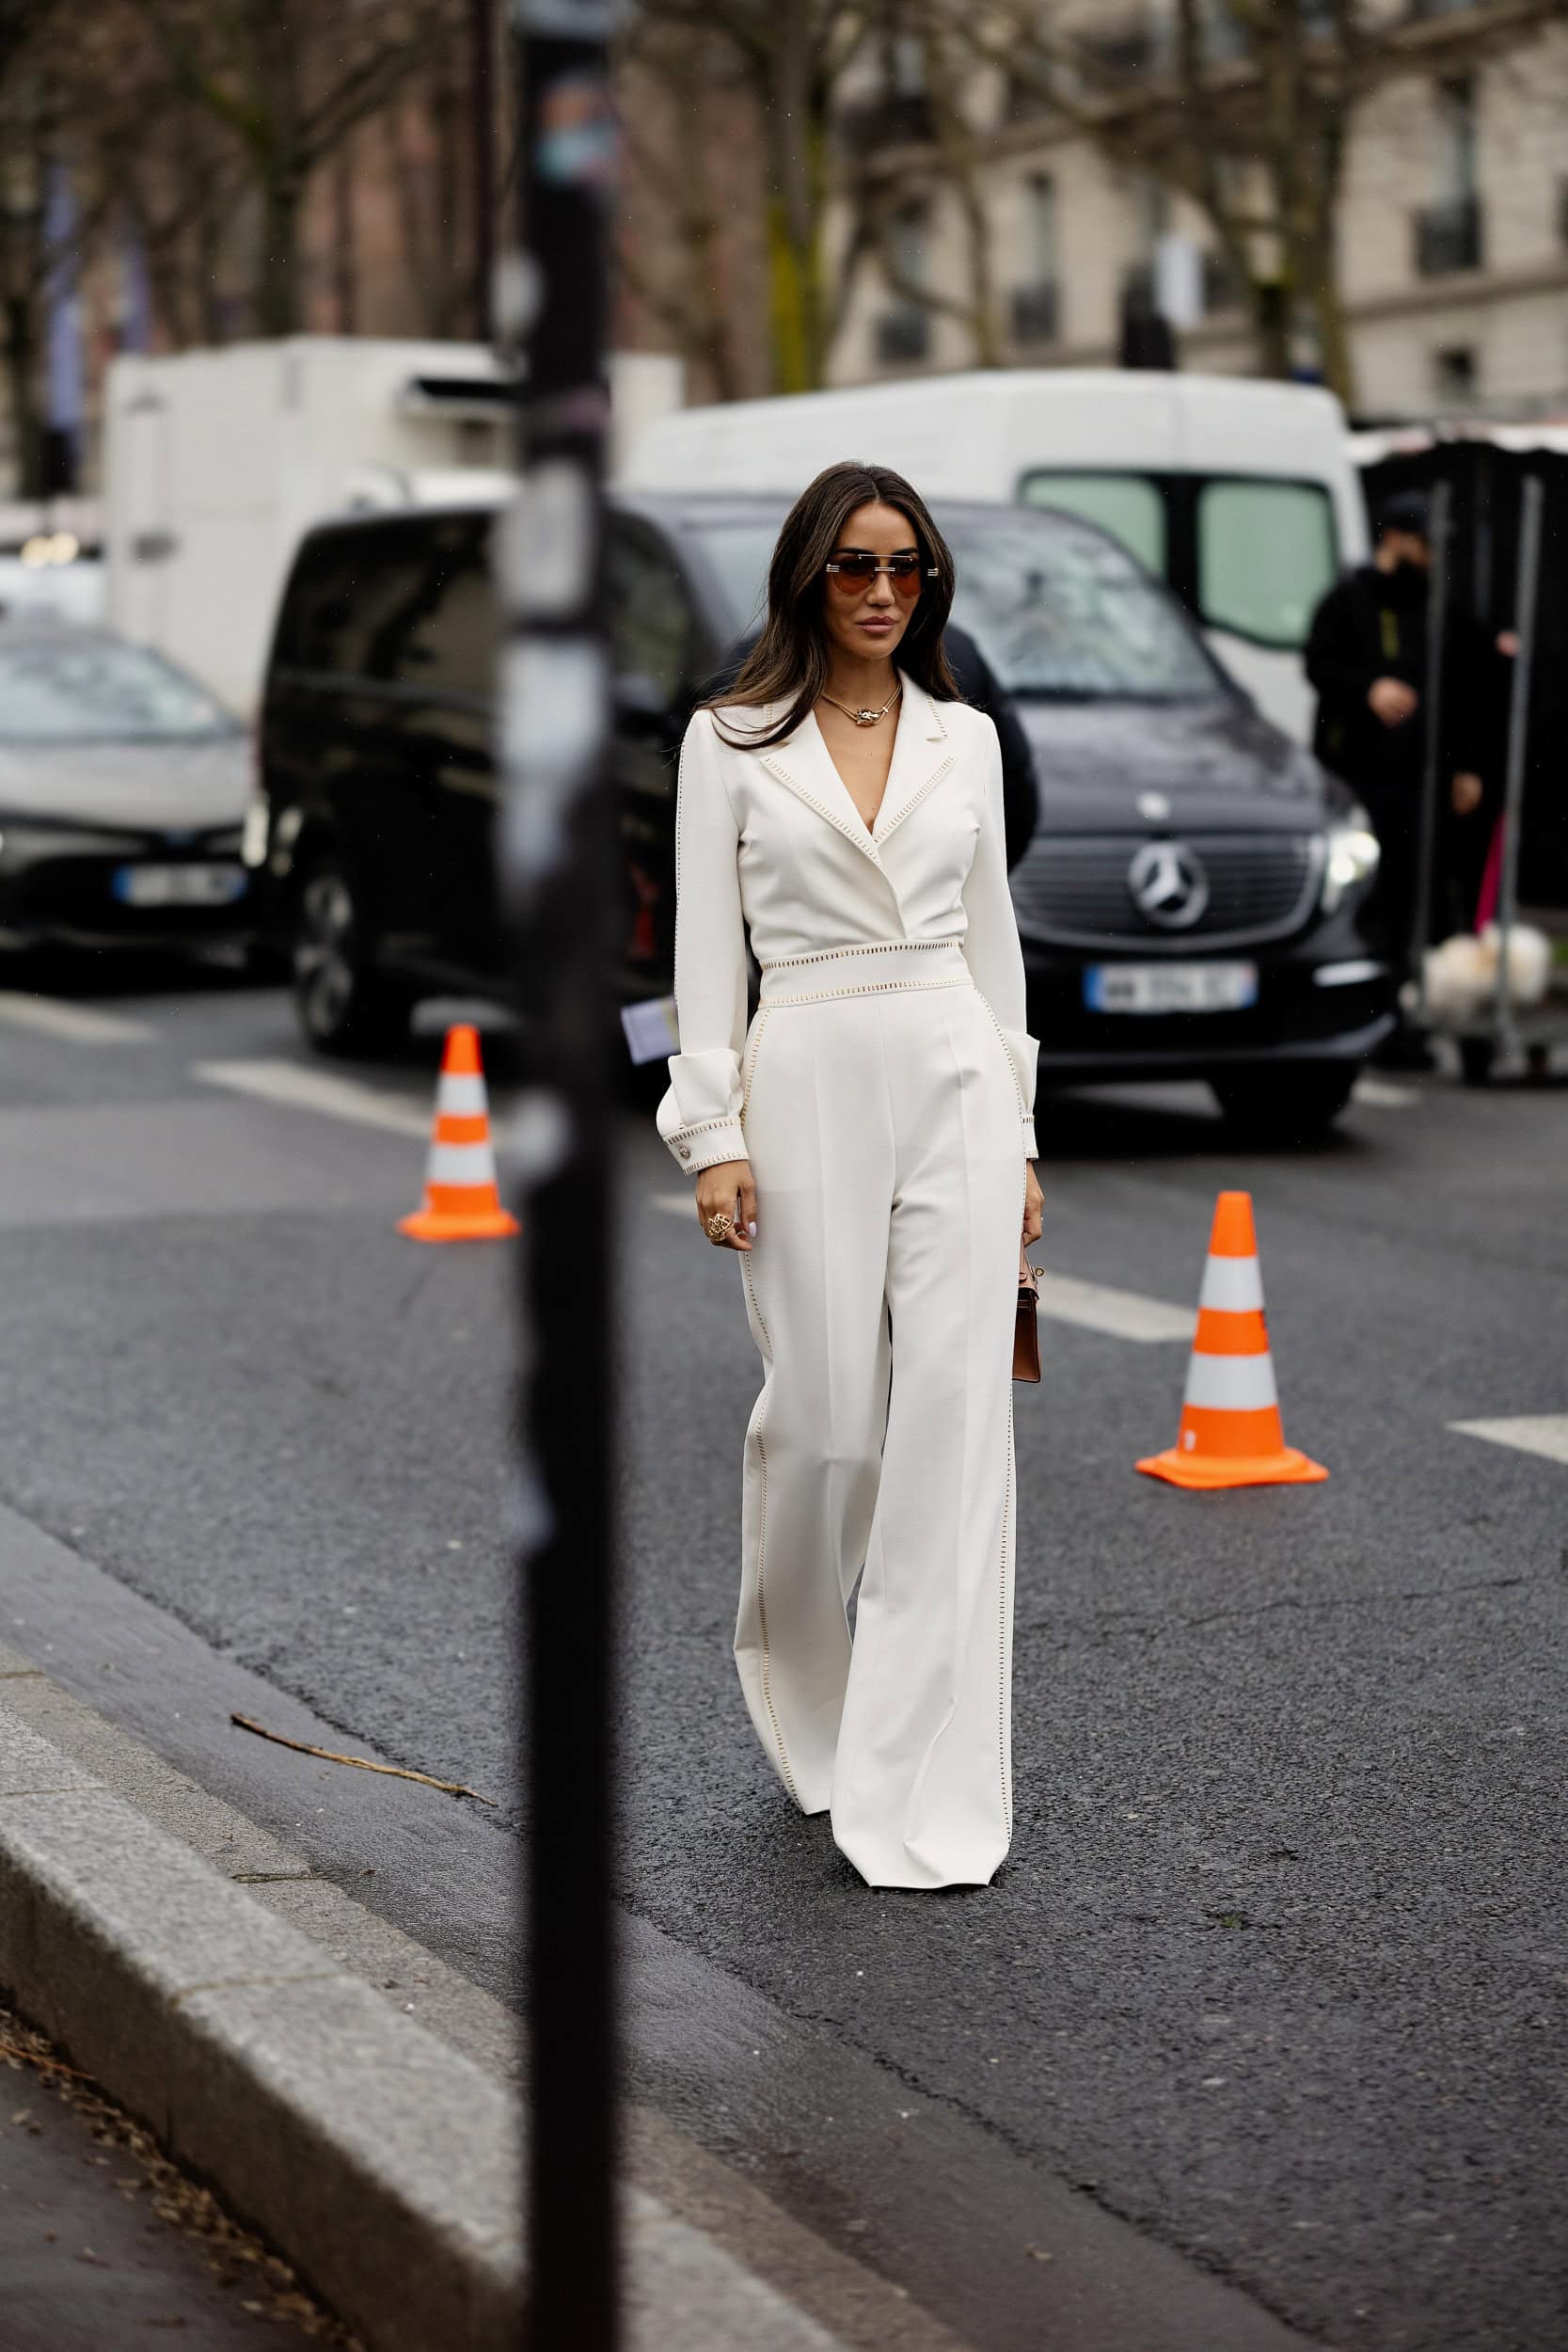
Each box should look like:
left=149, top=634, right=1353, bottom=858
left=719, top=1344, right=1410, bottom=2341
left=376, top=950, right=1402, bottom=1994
left=620, top=369, right=1366, bottom=743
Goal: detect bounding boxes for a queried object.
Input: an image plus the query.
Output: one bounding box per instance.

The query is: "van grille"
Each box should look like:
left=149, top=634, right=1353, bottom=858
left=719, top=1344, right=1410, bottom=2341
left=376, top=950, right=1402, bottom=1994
left=1010, top=833, right=1322, bottom=950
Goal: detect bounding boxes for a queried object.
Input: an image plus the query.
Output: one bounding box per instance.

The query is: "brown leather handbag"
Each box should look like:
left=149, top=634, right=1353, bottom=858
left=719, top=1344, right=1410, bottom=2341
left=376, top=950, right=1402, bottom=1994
left=1013, top=1261, right=1042, bottom=1383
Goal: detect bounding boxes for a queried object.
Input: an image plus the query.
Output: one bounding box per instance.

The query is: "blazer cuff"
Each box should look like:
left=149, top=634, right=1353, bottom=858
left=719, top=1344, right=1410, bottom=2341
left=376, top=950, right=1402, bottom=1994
left=997, top=1025, right=1040, bottom=1127
left=1022, top=1116, right=1039, bottom=1160
left=662, top=1115, right=749, bottom=1174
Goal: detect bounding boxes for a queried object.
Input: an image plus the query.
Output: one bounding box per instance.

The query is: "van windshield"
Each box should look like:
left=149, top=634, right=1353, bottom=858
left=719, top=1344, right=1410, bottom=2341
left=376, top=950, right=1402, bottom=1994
left=688, top=509, right=1222, bottom=702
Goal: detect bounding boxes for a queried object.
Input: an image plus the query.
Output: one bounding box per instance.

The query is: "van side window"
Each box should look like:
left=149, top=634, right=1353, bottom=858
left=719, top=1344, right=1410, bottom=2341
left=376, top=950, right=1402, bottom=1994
left=274, top=532, right=380, bottom=675
left=276, top=519, right=498, bottom=694
left=607, top=521, right=692, bottom=703
left=363, top=517, right=498, bottom=698
left=1197, top=481, right=1336, bottom=651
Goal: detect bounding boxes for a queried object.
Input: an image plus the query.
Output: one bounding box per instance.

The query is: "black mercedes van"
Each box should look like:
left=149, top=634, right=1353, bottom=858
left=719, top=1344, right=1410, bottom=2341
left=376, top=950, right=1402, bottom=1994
left=250, top=491, right=1392, bottom=1133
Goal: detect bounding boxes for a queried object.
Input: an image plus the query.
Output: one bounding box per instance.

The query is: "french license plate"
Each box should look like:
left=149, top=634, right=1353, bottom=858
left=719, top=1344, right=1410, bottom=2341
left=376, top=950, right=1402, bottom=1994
left=1085, top=961, right=1259, bottom=1014
left=113, top=863, right=246, bottom=909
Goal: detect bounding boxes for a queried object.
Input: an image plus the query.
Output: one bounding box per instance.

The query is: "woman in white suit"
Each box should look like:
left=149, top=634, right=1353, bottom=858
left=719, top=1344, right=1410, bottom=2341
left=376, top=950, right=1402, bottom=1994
left=657, top=463, right=1044, bottom=1890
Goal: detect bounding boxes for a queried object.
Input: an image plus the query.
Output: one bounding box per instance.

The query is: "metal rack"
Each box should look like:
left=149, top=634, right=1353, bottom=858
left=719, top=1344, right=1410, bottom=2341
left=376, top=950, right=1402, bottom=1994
left=1419, top=473, right=1568, bottom=1082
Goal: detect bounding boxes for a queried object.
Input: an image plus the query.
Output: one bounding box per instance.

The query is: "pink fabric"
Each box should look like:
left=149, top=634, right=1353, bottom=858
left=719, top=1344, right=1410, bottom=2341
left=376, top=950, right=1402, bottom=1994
left=1474, top=816, right=1505, bottom=930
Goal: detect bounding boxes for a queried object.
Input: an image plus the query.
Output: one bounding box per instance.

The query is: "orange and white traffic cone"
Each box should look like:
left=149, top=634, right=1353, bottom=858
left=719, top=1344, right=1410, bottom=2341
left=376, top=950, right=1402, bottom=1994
left=1136, top=1190, right=1326, bottom=1490
left=398, top=1024, right=520, bottom=1244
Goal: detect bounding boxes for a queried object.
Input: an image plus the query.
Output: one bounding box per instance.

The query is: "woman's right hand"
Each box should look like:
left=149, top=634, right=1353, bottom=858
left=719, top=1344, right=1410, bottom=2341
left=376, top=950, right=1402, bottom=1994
left=694, top=1160, right=757, bottom=1250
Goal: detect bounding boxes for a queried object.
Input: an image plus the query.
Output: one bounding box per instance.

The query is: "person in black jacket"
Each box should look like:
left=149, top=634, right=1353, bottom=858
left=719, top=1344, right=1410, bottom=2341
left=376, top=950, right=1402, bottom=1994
left=943, top=623, right=1040, bottom=871
left=704, top=622, right=1038, bottom=871
left=1305, top=490, right=1489, bottom=1063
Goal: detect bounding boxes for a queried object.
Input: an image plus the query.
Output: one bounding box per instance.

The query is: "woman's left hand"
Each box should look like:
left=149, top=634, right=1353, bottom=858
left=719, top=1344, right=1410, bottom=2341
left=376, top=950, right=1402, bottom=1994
left=1022, top=1162, right=1043, bottom=1253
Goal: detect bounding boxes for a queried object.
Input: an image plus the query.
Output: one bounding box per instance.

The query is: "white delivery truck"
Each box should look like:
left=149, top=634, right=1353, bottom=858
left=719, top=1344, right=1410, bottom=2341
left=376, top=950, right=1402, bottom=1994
left=620, top=369, right=1366, bottom=743
left=105, top=337, right=519, bottom=717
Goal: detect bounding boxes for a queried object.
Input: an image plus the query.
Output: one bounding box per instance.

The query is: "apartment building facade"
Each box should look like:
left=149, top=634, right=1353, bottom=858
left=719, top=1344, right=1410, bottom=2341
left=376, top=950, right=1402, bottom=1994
left=825, top=3, right=1568, bottom=421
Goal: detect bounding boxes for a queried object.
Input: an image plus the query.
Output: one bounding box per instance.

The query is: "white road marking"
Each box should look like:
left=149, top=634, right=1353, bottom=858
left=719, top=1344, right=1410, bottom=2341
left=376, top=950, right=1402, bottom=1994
left=1449, top=1416, right=1568, bottom=1469
left=194, top=1059, right=431, bottom=1139
left=653, top=1194, right=1194, bottom=1343
left=1033, top=1274, right=1194, bottom=1343
left=0, top=993, right=153, bottom=1045
left=1354, top=1077, right=1418, bottom=1108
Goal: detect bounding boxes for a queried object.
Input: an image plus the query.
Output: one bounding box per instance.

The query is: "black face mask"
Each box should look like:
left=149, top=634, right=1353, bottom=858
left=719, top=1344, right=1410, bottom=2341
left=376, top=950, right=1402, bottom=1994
left=1383, top=556, right=1429, bottom=608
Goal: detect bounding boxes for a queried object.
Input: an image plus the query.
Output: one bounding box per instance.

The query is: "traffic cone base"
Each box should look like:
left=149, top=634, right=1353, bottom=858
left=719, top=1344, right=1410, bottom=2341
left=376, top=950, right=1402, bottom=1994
left=399, top=1024, right=519, bottom=1245
left=1136, top=1189, right=1327, bottom=1491
left=1137, top=1440, right=1328, bottom=1491
left=399, top=1202, right=519, bottom=1244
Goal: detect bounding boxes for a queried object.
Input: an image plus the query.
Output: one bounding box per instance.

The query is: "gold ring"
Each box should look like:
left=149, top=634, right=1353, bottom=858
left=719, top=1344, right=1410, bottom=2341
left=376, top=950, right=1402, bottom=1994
left=705, top=1212, right=734, bottom=1242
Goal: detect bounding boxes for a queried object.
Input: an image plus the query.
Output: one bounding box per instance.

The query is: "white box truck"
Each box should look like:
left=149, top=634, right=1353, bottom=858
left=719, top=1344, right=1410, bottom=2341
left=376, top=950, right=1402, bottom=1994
left=104, top=337, right=518, bottom=717
left=620, top=369, right=1367, bottom=743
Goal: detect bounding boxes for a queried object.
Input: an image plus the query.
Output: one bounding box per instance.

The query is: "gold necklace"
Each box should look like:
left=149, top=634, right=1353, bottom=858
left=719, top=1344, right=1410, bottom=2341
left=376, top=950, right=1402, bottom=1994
left=818, top=680, right=902, bottom=728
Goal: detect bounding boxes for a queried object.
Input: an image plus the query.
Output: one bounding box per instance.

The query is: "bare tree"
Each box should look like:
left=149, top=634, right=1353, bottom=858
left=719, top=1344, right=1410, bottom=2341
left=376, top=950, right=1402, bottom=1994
left=837, top=1, right=1006, bottom=370
left=620, top=0, right=877, bottom=391
left=955, top=0, right=1568, bottom=404
left=125, top=0, right=459, bottom=336
left=0, top=0, right=131, bottom=491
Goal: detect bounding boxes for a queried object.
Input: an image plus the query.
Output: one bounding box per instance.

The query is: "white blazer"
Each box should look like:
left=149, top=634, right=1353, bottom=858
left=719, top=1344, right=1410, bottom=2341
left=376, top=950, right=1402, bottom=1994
left=657, top=674, right=1040, bottom=1174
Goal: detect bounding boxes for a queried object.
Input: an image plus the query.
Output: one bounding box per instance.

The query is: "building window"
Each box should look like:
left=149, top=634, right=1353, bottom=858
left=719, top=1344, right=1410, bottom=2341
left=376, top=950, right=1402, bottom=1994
left=888, top=200, right=927, bottom=296
left=1135, top=175, right=1169, bottom=260
left=835, top=34, right=931, bottom=147
left=1434, top=76, right=1478, bottom=205
left=1012, top=175, right=1060, bottom=344
left=1024, top=174, right=1058, bottom=285
left=1433, top=346, right=1477, bottom=403
left=876, top=202, right=930, bottom=364
left=1414, top=76, right=1482, bottom=276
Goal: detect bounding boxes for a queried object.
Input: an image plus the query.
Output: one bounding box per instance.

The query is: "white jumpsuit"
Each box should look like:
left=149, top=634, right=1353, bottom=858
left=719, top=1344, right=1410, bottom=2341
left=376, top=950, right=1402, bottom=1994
left=657, top=678, right=1040, bottom=1889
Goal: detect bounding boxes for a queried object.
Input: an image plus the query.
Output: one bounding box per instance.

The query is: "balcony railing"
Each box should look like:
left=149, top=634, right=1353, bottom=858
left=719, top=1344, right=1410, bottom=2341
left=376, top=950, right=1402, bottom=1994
left=875, top=308, right=930, bottom=364
left=835, top=92, right=934, bottom=151
left=1414, top=196, right=1483, bottom=277
left=1011, top=280, right=1060, bottom=344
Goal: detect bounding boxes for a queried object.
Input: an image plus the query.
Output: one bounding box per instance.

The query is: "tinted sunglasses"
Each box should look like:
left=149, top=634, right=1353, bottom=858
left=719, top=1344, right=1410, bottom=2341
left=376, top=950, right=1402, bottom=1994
left=823, top=552, right=937, bottom=600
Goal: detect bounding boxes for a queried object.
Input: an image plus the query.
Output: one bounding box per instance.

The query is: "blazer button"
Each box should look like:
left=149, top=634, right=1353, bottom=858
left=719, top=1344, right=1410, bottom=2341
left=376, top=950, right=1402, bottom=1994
left=678, top=1145, right=691, bottom=1159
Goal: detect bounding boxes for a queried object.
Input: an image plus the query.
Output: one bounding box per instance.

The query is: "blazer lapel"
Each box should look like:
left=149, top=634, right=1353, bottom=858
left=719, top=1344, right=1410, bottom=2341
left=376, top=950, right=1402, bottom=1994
left=870, top=676, right=955, bottom=845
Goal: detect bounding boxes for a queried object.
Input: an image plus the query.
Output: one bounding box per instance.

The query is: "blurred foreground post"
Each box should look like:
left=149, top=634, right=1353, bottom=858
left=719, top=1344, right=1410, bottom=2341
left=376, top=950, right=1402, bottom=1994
left=499, top=3, right=619, bottom=2345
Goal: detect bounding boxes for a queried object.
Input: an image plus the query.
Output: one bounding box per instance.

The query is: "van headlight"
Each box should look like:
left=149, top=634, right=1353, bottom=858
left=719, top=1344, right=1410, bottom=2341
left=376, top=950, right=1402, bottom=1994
left=241, top=794, right=270, bottom=869
left=1320, top=811, right=1380, bottom=914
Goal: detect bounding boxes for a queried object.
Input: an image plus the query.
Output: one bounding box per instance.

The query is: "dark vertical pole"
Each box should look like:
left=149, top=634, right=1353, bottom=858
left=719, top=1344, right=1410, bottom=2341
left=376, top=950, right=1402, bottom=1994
left=471, top=0, right=497, bottom=341
left=499, top=4, right=618, bottom=2347
left=1491, top=473, right=1544, bottom=1060
left=1409, top=477, right=1452, bottom=1015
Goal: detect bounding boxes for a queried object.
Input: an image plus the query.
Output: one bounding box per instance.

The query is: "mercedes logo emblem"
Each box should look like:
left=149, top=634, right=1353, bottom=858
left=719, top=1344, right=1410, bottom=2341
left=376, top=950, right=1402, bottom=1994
left=1128, top=840, right=1209, bottom=930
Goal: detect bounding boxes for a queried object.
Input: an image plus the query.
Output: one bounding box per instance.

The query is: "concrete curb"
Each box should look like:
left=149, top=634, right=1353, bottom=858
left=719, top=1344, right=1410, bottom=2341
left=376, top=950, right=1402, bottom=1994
left=0, top=1691, right=870, bottom=2351
left=0, top=1706, right=520, bottom=2352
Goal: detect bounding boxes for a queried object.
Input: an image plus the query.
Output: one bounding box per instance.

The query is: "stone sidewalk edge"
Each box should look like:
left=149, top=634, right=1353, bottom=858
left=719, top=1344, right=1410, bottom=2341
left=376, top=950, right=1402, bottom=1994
left=0, top=1675, right=862, bottom=2352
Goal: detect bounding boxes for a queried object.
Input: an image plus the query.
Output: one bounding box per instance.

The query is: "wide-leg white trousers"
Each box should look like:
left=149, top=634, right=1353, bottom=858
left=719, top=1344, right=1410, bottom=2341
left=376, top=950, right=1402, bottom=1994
left=733, top=939, right=1025, bottom=1889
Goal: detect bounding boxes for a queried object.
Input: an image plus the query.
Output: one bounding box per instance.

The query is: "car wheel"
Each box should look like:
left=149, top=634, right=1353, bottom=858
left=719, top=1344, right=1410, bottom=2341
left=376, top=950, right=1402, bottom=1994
left=1210, top=1064, right=1358, bottom=1143
left=1458, top=1035, right=1496, bottom=1088
left=292, top=861, right=408, bottom=1057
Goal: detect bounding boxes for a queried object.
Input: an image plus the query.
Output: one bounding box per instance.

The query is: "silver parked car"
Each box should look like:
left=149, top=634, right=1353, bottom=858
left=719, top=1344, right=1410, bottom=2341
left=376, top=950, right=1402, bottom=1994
left=0, top=625, right=250, bottom=952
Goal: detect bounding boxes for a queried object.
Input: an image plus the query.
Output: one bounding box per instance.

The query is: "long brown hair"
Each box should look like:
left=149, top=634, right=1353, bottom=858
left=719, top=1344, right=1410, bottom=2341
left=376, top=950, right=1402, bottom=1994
left=705, top=462, right=958, bottom=749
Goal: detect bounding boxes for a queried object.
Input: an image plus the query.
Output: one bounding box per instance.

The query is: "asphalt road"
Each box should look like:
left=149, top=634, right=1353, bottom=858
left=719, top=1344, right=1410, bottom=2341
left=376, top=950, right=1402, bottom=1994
left=1, top=950, right=1565, bottom=2352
